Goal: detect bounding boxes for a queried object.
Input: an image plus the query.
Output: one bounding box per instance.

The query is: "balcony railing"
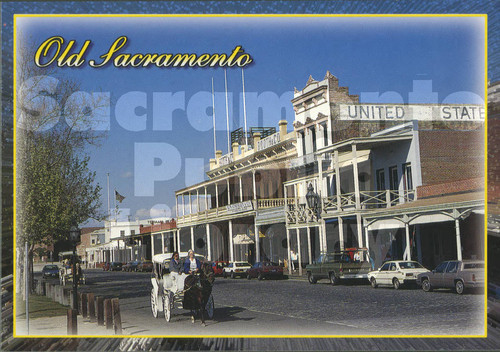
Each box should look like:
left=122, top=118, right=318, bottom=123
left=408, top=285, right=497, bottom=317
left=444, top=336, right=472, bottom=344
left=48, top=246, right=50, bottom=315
left=257, top=198, right=295, bottom=209
left=322, top=190, right=416, bottom=211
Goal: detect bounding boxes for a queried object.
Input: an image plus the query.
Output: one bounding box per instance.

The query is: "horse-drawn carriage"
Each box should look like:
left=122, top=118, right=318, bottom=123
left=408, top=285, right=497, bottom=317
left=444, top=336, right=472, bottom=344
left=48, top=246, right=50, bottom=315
left=58, top=251, right=86, bottom=286
left=151, top=252, right=215, bottom=324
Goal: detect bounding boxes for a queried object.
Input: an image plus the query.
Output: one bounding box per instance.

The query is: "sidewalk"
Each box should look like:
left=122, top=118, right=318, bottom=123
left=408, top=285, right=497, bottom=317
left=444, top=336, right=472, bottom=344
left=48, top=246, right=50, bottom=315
left=15, top=315, right=116, bottom=336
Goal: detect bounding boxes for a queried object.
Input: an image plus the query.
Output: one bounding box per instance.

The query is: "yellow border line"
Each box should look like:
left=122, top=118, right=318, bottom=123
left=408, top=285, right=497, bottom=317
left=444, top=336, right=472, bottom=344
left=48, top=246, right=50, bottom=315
left=12, top=13, right=489, bottom=339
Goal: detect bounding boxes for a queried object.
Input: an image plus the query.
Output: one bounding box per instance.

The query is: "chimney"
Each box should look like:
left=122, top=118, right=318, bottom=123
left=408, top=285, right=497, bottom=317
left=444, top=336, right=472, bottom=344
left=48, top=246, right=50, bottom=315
left=253, top=132, right=261, bottom=149
left=215, top=150, right=222, bottom=163
left=209, top=158, right=216, bottom=169
left=279, top=120, right=288, bottom=140
left=232, top=142, right=239, bottom=157
left=240, top=145, right=247, bottom=157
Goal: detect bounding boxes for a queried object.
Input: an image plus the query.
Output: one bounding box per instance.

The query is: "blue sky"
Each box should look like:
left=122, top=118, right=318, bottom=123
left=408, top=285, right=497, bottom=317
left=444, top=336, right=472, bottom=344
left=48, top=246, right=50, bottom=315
left=16, top=15, right=485, bottom=225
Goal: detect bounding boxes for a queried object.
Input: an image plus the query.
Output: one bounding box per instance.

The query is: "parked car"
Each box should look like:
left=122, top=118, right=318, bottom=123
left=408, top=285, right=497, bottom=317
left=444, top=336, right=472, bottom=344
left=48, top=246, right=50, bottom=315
left=137, top=261, right=153, bottom=272
left=247, top=262, right=284, bottom=280
left=102, top=262, right=111, bottom=271
left=42, top=264, right=60, bottom=279
left=123, top=261, right=141, bottom=272
left=416, top=260, right=484, bottom=294
left=211, top=261, right=229, bottom=276
left=223, top=262, right=251, bottom=278
left=110, top=262, right=123, bottom=271
left=368, top=260, right=429, bottom=289
left=306, top=248, right=373, bottom=285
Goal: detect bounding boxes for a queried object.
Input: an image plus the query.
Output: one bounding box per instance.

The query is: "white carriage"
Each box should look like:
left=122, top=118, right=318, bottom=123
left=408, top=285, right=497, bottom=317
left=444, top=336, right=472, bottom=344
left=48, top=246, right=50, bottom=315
left=150, top=252, right=214, bottom=322
left=58, top=251, right=86, bottom=285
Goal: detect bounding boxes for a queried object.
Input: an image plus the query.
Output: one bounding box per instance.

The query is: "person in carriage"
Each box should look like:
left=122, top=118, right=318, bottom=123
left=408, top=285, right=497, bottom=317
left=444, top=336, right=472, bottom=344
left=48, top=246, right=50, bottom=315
left=184, top=249, right=201, bottom=275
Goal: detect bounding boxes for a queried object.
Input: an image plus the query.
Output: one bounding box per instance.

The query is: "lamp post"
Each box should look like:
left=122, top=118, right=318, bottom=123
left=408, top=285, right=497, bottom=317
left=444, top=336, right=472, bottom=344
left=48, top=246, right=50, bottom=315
left=69, top=225, right=81, bottom=310
left=305, top=183, right=321, bottom=219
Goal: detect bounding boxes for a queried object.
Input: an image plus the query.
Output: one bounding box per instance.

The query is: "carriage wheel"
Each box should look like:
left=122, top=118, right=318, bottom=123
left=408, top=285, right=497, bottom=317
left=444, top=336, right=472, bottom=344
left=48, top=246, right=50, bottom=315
left=151, top=289, right=159, bottom=318
left=164, top=292, right=172, bottom=322
left=205, top=294, right=214, bottom=320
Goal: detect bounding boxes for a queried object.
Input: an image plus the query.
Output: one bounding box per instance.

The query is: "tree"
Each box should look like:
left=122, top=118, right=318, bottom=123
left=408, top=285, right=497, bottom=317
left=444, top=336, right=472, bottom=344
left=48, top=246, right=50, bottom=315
left=15, top=36, right=108, bottom=295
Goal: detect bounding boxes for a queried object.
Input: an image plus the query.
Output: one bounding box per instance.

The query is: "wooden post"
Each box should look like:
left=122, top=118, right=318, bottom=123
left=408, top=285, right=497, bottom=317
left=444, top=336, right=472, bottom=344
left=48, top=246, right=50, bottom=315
left=87, top=293, right=96, bottom=322
left=67, top=309, right=78, bottom=335
left=112, top=298, right=122, bottom=335
left=96, top=296, right=104, bottom=326
left=104, top=299, right=113, bottom=329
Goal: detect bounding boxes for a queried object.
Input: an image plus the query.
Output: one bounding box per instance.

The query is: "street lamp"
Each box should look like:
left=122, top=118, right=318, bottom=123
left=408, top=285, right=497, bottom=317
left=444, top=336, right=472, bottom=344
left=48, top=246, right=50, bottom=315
left=69, top=225, right=81, bottom=311
left=305, top=183, right=321, bottom=218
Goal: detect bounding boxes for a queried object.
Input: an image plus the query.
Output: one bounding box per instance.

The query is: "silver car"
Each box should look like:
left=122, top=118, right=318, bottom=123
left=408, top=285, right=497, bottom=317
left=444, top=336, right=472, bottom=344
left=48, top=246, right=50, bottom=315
left=416, top=260, right=484, bottom=294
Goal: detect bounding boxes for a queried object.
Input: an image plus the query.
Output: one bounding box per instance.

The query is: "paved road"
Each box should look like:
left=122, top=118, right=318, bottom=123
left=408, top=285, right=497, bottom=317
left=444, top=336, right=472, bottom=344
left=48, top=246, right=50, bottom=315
left=38, top=269, right=485, bottom=336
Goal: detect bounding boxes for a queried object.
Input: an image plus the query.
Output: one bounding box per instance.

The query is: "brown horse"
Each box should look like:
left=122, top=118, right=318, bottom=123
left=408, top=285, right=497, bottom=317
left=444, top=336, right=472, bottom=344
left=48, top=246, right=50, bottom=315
left=182, top=263, right=214, bottom=325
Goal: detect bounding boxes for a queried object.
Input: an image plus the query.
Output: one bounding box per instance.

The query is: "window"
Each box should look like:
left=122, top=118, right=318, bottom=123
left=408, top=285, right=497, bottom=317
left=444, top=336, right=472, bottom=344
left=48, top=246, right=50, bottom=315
left=389, top=263, right=397, bottom=271
left=380, top=263, right=390, bottom=271
left=311, top=127, right=317, bottom=152
left=388, top=166, right=399, bottom=203
left=322, top=123, right=328, bottom=146
left=301, top=131, right=307, bottom=156
left=131, top=230, right=135, bottom=236
left=446, top=261, right=459, bottom=273
left=435, top=262, right=448, bottom=273
left=120, top=230, right=125, bottom=236
left=376, top=169, right=386, bottom=191
left=91, top=239, right=95, bottom=245
left=402, top=163, right=413, bottom=201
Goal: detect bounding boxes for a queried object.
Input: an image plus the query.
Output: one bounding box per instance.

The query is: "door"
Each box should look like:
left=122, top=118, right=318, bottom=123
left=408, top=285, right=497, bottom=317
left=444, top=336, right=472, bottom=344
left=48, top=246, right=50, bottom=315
left=442, top=261, right=459, bottom=288
left=377, top=262, right=391, bottom=284
left=388, top=166, right=399, bottom=203
left=432, top=261, right=449, bottom=287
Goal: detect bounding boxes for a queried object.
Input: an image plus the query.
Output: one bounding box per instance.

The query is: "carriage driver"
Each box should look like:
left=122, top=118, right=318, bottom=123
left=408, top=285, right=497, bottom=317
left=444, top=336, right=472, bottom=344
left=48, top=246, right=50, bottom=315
left=184, top=249, right=201, bottom=275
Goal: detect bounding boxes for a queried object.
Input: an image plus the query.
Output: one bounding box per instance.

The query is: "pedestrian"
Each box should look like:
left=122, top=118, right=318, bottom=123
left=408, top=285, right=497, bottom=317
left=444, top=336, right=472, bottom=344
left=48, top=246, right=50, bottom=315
left=184, top=249, right=201, bottom=275
left=290, top=250, right=297, bottom=271
left=169, top=251, right=183, bottom=274
left=354, top=251, right=361, bottom=262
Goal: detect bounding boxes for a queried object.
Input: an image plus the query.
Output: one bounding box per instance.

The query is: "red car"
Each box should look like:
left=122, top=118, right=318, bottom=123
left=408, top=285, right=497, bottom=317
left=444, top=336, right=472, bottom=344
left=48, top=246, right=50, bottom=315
left=211, top=261, right=229, bottom=276
left=247, top=262, right=284, bottom=280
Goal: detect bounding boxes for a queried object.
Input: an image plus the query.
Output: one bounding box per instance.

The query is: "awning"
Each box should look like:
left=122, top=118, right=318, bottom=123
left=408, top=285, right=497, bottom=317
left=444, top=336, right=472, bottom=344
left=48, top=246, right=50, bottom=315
left=233, top=234, right=255, bottom=245
left=366, top=213, right=454, bottom=231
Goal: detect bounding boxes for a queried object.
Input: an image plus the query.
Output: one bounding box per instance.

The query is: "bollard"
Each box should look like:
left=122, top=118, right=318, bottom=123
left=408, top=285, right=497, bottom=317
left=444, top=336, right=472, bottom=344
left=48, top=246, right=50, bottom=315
left=81, top=293, right=88, bottom=318
left=112, top=298, right=122, bottom=335
left=87, top=293, right=96, bottom=322
left=45, top=283, right=50, bottom=298
left=104, top=299, right=113, bottom=330
left=67, top=308, right=78, bottom=335
left=51, top=283, right=56, bottom=301
left=57, top=286, right=64, bottom=304
left=96, top=296, right=104, bottom=326
left=62, top=288, right=71, bottom=306
left=42, top=281, right=46, bottom=296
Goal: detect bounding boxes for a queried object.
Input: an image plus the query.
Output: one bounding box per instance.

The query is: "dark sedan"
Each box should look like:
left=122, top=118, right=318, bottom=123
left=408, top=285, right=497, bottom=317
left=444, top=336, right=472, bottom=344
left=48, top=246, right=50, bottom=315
left=42, top=264, right=59, bottom=279
left=123, top=261, right=141, bottom=272
left=247, top=262, right=284, bottom=280
left=110, top=262, right=123, bottom=271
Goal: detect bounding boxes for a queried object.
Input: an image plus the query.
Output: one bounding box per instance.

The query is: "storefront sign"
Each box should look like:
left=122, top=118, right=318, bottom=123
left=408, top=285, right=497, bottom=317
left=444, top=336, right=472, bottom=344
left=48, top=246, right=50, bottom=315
left=226, top=200, right=254, bottom=214
left=257, top=132, right=281, bottom=151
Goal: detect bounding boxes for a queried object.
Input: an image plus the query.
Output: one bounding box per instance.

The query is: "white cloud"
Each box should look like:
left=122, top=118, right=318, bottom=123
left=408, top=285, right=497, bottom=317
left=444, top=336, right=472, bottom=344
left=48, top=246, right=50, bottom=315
left=135, top=204, right=172, bottom=220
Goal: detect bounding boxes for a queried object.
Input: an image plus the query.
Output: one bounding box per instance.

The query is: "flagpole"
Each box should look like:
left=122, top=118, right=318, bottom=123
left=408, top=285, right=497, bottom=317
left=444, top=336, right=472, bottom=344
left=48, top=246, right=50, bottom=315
left=242, top=68, right=248, bottom=149
left=212, top=77, right=217, bottom=157
left=107, top=173, right=110, bottom=220
left=224, top=69, right=230, bottom=154
left=114, top=189, right=117, bottom=222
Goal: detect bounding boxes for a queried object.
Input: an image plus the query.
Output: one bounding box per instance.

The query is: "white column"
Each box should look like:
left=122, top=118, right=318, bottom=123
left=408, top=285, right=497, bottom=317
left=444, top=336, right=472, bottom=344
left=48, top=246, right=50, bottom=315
left=204, top=186, right=208, bottom=212
left=364, top=225, right=370, bottom=261
left=190, top=226, right=195, bottom=251
left=327, top=116, right=332, bottom=145
left=338, top=217, right=344, bottom=251
left=297, top=131, right=304, bottom=156
left=227, top=179, right=231, bottom=205
left=455, top=218, right=462, bottom=261
left=173, top=231, right=177, bottom=252
left=321, top=220, right=327, bottom=252
left=229, top=220, right=234, bottom=262
left=189, top=192, right=192, bottom=214
left=352, top=144, right=361, bottom=209
left=176, top=195, right=179, bottom=218
left=306, top=227, right=312, bottom=264
left=215, top=183, right=219, bottom=209
left=177, top=229, right=181, bottom=252
left=296, top=229, right=302, bottom=276
left=404, top=222, right=411, bottom=261
left=206, top=223, right=212, bottom=261
left=286, top=228, right=292, bottom=275
left=239, top=175, right=243, bottom=202
left=161, top=233, right=165, bottom=254
left=318, top=154, right=324, bottom=197
left=182, top=194, right=185, bottom=216
left=252, top=170, right=257, bottom=200
left=151, top=234, right=155, bottom=258
left=356, top=214, right=363, bottom=249
left=255, top=223, right=260, bottom=263
left=334, top=150, right=341, bottom=211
